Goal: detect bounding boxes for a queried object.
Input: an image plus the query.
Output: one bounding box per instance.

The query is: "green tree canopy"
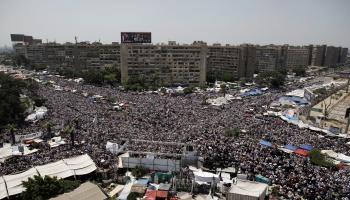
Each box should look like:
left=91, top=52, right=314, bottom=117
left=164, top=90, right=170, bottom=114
left=0, top=72, right=26, bottom=127
left=293, top=66, right=307, bottom=77
left=21, top=175, right=80, bottom=200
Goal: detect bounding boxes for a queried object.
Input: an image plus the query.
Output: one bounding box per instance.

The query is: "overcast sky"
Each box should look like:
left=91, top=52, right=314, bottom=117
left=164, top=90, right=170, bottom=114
left=0, top=0, right=349, bottom=48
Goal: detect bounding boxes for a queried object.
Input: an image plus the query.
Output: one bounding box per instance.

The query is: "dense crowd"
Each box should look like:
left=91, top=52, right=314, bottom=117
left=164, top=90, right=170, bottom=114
left=1, top=71, right=350, bottom=199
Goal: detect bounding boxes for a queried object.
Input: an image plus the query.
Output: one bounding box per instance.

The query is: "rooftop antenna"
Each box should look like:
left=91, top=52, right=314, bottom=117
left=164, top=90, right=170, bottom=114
left=75, top=36, right=78, bottom=44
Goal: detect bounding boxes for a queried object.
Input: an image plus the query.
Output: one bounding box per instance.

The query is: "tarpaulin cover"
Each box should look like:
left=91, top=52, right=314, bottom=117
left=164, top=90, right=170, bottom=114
left=35, top=160, right=74, bottom=179
left=255, top=175, right=271, bottom=185
left=295, top=149, right=308, bottom=157
left=259, top=140, right=272, bottom=148
left=0, top=177, right=7, bottom=200
left=193, top=171, right=220, bottom=183
left=337, top=154, right=350, bottom=163
left=3, top=167, right=38, bottom=196
left=284, top=144, right=298, bottom=151
left=240, top=88, right=262, bottom=96
left=50, top=181, right=107, bottom=200
left=227, top=179, right=268, bottom=200
left=158, top=183, right=171, bottom=191
left=63, top=154, right=97, bottom=175
left=153, top=172, right=173, bottom=183
left=145, top=190, right=156, bottom=200
left=156, top=190, right=168, bottom=198
left=300, top=144, right=313, bottom=151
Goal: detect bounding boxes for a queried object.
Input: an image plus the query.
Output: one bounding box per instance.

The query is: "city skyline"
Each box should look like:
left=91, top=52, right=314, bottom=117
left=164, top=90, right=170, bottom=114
left=0, top=0, right=350, bottom=48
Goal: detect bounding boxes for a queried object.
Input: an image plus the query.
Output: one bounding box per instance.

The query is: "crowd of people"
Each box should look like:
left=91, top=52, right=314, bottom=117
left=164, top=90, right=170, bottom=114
left=1, top=70, right=350, bottom=199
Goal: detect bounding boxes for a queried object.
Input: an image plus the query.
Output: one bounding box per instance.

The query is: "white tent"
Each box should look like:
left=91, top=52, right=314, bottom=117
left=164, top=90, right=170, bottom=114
left=35, top=160, right=74, bottom=179
left=193, top=171, right=220, bottom=184
left=0, top=177, right=7, bottom=200
left=63, top=154, right=97, bottom=176
left=3, top=167, right=38, bottom=196
left=337, top=154, right=350, bottom=163
left=25, top=106, right=48, bottom=122
left=0, top=154, right=96, bottom=199
left=50, top=182, right=107, bottom=200
left=227, top=180, right=268, bottom=200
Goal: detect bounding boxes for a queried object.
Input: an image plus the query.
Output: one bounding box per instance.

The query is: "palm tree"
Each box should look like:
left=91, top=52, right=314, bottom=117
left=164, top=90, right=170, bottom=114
left=220, top=84, right=227, bottom=97
left=44, top=122, right=53, bottom=139
left=6, top=123, right=17, bottom=145
left=63, top=124, right=75, bottom=147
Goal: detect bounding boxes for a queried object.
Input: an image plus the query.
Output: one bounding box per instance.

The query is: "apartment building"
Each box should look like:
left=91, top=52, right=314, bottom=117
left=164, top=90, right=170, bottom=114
left=207, top=44, right=241, bottom=81
left=286, top=46, right=310, bottom=70
left=311, top=45, right=326, bottom=66
left=255, top=45, right=280, bottom=72
left=120, top=42, right=207, bottom=86
left=324, top=46, right=341, bottom=67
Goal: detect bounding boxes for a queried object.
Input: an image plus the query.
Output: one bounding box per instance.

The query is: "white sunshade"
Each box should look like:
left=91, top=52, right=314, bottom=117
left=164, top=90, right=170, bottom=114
left=35, top=160, right=74, bottom=179
left=63, top=154, right=97, bottom=176
left=3, top=167, right=38, bottom=196
left=0, top=177, right=7, bottom=200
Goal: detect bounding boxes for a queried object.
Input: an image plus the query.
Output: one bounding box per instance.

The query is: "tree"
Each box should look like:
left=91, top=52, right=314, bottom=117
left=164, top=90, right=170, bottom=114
left=220, top=84, right=227, bottom=96
left=6, top=123, right=16, bottom=144
left=0, top=72, right=26, bottom=127
left=309, top=149, right=335, bottom=168
left=44, top=122, right=53, bottom=139
left=21, top=175, right=80, bottom=200
left=293, top=66, right=306, bottom=77
left=183, top=87, right=194, bottom=94
left=131, top=166, right=147, bottom=179
left=255, top=70, right=286, bottom=88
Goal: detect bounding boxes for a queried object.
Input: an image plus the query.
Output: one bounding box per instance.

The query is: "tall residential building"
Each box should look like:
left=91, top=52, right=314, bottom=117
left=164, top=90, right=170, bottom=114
left=207, top=44, right=241, bottom=81
left=255, top=45, right=279, bottom=72
left=339, top=48, right=348, bottom=64
left=239, top=44, right=256, bottom=79
left=324, top=46, right=341, bottom=67
left=311, top=45, right=326, bottom=66
left=286, top=46, right=310, bottom=70
left=120, top=42, right=207, bottom=86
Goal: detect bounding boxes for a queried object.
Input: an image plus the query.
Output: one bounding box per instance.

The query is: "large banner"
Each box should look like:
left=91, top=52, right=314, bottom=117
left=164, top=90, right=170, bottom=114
left=15, top=132, right=42, bottom=142
left=121, top=32, right=151, bottom=43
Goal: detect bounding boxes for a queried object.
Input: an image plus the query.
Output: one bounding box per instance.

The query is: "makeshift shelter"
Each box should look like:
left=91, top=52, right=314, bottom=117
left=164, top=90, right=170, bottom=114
left=284, top=144, right=298, bottom=151
left=193, top=171, right=220, bottom=184
left=50, top=182, right=107, bottom=200
left=118, top=181, right=133, bottom=200
left=35, top=160, right=74, bottom=179
left=0, top=177, right=7, bottom=200
left=3, top=167, right=38, bottom=197
left=337, top=154, right=350, bottom=163
left=255, top=175, right=271, bottom=185
left=156, top=190, right=168, bottom=199
left=63, top=154, right=97, bottom=176
left=300, top=144, right=313, bottom=151
left=145, top=189, right=156, bottom=200
left=259, top=140, right=272, bottom=148
left=227, top=180, right=268, bottom=200
left=0, top=154, right=97, bottom=199
left=152, top=172, right=173, bottom=184
left=131, top=179, right=148, bottom=194
left=295, top=149, right=308, bottom=157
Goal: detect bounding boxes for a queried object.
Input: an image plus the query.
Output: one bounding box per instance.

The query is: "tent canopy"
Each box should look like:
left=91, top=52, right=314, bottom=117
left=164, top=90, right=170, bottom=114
left=295, top=149, right=308, bottom=157
left=50, top=182, right=107, bottom=200
left=228, top=180, right=267, bottom=199
left=300, top=144, right=313, bottom=151
left=284, top=144, right=298, bottom=151
left=259, top=140, right=272, bottom=148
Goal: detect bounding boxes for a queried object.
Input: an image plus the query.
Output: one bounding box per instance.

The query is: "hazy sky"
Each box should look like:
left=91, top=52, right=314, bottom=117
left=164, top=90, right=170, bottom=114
left=1, top=0, right=350, bottom=48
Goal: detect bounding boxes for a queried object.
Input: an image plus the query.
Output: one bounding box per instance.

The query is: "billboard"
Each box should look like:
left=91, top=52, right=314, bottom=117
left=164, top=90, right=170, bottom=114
left=10, top=34, right=25, bottom=42
left=24, top=35, right=33, bottom=44
left=121, top=32, right=151, bottom=43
